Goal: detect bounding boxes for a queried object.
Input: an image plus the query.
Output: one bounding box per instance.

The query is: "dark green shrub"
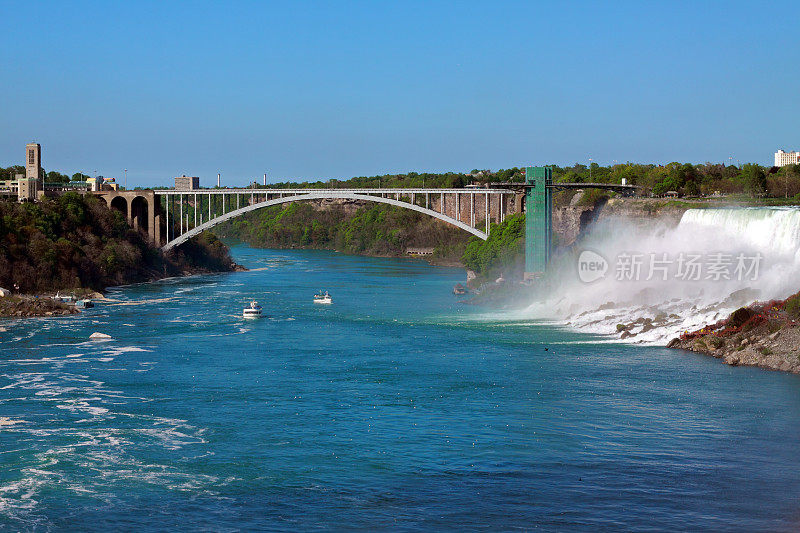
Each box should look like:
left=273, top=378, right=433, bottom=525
left=785, top=293, right=800, bottom=319
left=728, top=307, right=755, bottom=328
left=577, top=188, right=610, bottom=207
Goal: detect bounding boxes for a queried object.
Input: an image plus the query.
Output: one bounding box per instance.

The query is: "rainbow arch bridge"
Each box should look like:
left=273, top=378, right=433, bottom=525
left=92, top=168, right=637, bottom=278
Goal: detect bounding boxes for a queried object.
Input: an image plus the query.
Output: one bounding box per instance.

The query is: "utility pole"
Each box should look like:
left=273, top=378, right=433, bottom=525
left=589, top=158, right=593, bottom=181
left=124, top=169, right=127, bottom=190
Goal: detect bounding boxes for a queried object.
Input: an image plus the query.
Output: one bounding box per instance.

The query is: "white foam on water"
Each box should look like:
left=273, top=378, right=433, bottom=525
left=0, top=366, right=222, bottom=522
left=515, top=207, right=800, bottom=344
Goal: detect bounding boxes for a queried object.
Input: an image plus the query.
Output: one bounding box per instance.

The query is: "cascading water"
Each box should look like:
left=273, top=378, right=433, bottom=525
left=523, top=207, right=800, bottom=344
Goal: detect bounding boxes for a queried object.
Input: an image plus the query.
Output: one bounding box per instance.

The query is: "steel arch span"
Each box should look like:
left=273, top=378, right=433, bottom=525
left=161, top=191, right=490, bottom=251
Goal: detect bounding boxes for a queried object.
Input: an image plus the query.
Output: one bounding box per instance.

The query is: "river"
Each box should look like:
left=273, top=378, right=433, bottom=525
left=2, top=246, right=800, bottom=531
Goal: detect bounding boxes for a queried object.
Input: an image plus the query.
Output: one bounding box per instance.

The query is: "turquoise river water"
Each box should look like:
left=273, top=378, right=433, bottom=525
left=2, top=246, right=800, bottom=531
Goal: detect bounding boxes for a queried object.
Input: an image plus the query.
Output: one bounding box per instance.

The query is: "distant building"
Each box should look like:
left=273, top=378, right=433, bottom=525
left=103, top=177, right=119, bottom=191
left=17, top=177, right=37, bottom=200
left=775, top=149, right=800, bottom=167
left=0, top=173, right=23, bottom=195
left=86, top=176, right=118, bottom=192
left=26, top=143, right=41, bottom=183
left=19, top=143, right=42, bottom=201
left=406, top=247, right=435, bottom=256
left=175, top=175, right=200, bottom=190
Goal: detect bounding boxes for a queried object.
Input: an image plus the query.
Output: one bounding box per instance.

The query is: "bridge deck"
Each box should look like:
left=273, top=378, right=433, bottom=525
left=547, top=182, right=639, bottom=191
left=154, top=187, right=517, bottom=196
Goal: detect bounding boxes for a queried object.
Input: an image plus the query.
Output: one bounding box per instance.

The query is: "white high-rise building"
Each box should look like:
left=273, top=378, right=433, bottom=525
left=775, top=149, right=800, bottom=167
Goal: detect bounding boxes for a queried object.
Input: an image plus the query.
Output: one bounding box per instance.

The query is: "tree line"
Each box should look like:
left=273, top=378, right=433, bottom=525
left=6, top=158, right=800, bottom=199
left=225, top=162, right=800, bottom=199
left=1, top=165, right=93, bottom=183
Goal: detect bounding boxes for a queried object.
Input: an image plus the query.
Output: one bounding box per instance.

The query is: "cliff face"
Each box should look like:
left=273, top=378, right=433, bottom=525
left=552, top=195, right=694, bottom=248
left=596, top=197, right=689, bottom=226
left=552, top=204, right=597, bottom=247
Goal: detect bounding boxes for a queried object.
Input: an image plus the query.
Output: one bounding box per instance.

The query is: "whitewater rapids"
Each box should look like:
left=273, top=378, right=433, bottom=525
left=522, top=207, right=800, bottom=344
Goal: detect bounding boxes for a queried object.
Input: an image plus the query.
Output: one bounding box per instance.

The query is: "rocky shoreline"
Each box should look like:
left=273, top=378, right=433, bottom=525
left=0, top=263, right=247, bottom=320
left=0, top=295, right=81, bottom=318
left=667, top=298, right=800, bottom=374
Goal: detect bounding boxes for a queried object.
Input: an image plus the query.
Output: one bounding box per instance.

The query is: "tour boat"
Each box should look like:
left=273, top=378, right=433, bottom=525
left=54, top=292, right=75, bottom=303
left=243, top=300, right=263, bottom=318
left=313, top=291, right=332, bottom=304
left=74, top=299, right=94, bottom=309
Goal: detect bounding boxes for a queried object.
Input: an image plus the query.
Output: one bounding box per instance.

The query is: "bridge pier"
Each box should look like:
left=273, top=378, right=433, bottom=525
left=93, top=190, right=160, bottom=246
left=524, top=166, right=553, bottom=280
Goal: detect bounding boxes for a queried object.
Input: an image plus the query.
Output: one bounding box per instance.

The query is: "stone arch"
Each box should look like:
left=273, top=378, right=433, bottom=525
left=109, top=195, right=127, bottom=217
left=130, top=195, right=149, bottom=233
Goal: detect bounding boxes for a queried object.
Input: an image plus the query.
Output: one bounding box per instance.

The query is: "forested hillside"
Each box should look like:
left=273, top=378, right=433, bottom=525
left=461, top=214, right=526, bottom=281
left=0, top=193, right=237, bottom=292
left=214, top=199, right=531, bottom=283
left=214, top=201, right=470, bottom=263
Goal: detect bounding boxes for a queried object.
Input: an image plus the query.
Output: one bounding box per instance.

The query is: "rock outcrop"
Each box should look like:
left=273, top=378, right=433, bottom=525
left=0, top=296, right=79, bottom=318
left=667, top=298, right=800, bottom=374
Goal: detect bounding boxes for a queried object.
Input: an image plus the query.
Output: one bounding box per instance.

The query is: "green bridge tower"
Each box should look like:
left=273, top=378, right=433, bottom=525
left=524, top=166, right=552, bottom=280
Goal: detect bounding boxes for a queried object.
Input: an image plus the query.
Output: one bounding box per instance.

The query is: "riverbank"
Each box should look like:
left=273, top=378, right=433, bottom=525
left=0, top=195, right=243, bottom=310
left=667, top=295, right=800, bottom=374
left=0, top=294, right=80, bottom=318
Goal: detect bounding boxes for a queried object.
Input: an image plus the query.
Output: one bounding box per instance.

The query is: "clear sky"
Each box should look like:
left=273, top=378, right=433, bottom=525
left=1, top=1, right=797, bottom=187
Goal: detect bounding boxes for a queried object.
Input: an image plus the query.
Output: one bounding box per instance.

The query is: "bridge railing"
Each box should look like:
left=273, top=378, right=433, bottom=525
left=155, top=187, right=518, bottom=249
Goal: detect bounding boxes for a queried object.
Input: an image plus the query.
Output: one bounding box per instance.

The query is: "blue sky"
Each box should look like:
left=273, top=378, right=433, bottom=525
left=1, top=1, right=797, bottom=187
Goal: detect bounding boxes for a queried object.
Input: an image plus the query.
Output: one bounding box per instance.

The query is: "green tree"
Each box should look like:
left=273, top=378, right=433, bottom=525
left=47, top=171, right=69, bottom=183
left=461, top=214, right=525, bottom=279
left=739, top=163, right=767, bottom=197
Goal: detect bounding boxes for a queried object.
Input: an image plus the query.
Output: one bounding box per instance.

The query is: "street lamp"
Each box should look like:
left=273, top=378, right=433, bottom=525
left=589, top=158, right=593, bottom=181
left=124, top=169, right=127, bottom=190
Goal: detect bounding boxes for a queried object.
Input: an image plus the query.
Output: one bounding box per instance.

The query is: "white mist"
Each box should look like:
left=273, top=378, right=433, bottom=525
left=523, top=207, right=800, bottom=344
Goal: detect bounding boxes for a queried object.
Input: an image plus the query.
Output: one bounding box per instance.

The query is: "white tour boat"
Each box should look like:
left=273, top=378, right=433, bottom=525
left=313, top=291, right=332, bottom=305
left=243, top=300, right=263, bottom=318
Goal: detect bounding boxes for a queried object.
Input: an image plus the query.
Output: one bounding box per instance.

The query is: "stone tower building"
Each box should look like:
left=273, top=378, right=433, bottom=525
left=18, top=142, right=41, bottom=201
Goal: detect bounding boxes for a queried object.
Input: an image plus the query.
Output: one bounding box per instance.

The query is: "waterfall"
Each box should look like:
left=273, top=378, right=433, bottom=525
left=520, top=207, right=800, bottom=344
left=680, top=208, right=800, bottom=257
